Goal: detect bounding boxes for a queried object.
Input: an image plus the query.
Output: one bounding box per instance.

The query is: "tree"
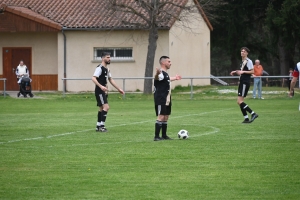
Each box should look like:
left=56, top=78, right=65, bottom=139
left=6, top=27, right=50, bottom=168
left=210, top=0, right=270, bottom=69
left=209, top=0, right=300, bottom=76
left=265, top=0, right=300, bottom=74
left=108, top=0, right=219, bottom=94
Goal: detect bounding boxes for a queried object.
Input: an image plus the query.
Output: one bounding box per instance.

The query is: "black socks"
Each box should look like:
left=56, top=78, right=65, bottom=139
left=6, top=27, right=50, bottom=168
left=162, top=121, right=168, bottom=137
left=155, top=121, right=162, bottom=138
left=240, top=102, right=255, bottom=119
left=97, top=110, right=108, bottom=127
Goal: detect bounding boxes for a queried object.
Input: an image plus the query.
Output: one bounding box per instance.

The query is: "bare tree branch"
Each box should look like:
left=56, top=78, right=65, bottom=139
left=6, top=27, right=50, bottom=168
left=104, top=0, right=224, bottom=93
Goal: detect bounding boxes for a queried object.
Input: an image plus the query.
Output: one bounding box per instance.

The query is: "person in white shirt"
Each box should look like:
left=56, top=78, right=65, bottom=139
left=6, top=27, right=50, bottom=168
left=16, top=60, right=29, bottom=79
left=15, top=60, right=30, bottom=97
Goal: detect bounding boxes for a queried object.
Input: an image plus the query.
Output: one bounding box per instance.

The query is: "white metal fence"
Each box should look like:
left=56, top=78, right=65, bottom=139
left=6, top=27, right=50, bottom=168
left=0, top=78, right=7, bottom=97
left=61, top=76, right=299, bottom=99
left=1, top=76, right=298, bottom=98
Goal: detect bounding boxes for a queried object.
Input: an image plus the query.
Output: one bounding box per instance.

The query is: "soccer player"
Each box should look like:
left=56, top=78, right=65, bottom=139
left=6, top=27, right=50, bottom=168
left=92, top=52, right=125, bottom=132
left=289, top=62, right=300, bottom=98
left=230, top=47, right=259, bottom=123
left=153, top=56, right=181, bottom=141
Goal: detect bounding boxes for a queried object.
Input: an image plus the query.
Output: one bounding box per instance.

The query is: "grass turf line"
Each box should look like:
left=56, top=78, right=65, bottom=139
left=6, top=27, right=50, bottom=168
left=0, top=90, right=300, bottom=199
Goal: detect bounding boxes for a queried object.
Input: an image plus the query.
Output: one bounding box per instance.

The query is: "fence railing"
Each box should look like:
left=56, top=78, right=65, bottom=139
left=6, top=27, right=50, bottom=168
left=0, top=78, right=7, bottom=98
left=62, top=76, right=298, bottom=99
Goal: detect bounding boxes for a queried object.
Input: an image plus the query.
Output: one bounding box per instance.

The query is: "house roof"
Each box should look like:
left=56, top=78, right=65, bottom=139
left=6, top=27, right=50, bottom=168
left=1, top=5, right=61, bottom=30
left=0, top=0, right=213, bottom=31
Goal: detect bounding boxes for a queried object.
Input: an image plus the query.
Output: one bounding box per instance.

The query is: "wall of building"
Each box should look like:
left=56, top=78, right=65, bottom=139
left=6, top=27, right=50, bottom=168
left=58, top=30, right=169, bottom=92
left=169, top=0, right=211, bottom=87
left=0, top=1, right=211, bottom=92
left=0, top=32, right=58, bottom=75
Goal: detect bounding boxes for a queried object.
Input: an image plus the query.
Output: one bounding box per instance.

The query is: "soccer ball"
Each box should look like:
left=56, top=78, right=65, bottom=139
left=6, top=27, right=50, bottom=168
left=178, top=129, right=189, bottom=139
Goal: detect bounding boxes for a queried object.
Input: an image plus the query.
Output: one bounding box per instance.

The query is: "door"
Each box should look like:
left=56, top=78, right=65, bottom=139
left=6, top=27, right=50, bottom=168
left=3, top=47, right=32, bottom=90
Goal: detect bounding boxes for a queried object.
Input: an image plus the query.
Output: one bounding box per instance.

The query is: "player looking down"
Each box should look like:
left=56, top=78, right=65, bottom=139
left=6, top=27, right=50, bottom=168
left=92, top=52, right=125, bottom=132
left=153, top=56, right=181, bottom=141
left=289, top=62, right=300, bottom=98
left=230, top=47, right=259, bottom=123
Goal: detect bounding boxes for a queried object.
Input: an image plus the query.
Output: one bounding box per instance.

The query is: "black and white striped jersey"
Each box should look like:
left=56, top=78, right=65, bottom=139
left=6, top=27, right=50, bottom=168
left=154, top=70, right=171, bottom=106
left=240, top=58, right=253, bottom=82
left=93, top=65, right=111, bottom=93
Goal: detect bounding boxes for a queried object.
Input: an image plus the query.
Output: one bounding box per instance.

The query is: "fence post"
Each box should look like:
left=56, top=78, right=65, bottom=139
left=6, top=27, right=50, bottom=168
left=123, top=78, right=126, bottom=99
left=4, top=79, right=6, bottom=98
left=63, top=79, right=66, bottom=97
left=260, top=77, right=262, bottom=95
left=190, top=78, right=193, bottom=99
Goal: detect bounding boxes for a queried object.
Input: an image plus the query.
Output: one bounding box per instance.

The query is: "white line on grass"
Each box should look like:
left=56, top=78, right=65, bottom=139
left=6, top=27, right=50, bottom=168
left=181, top=124, right=220, bottom=138
left=0, top=108, right=231, bottom=145
left=68, top=126, right=220, bottom=147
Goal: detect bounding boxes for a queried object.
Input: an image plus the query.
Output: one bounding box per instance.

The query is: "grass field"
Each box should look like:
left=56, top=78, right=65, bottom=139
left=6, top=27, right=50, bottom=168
left=0, top=86, right=300, bottom=199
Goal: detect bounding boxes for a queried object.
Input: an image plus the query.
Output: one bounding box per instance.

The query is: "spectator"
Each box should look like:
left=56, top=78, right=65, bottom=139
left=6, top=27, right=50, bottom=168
left=287, top=68, right=294, bottom=97
left=15, top=60, right=29, bottom=97
left=252, top=59, right=264, bottom=99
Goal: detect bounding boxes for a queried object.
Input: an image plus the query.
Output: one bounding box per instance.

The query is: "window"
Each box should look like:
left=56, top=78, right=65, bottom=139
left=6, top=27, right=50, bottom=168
left=94, top=48, right=133, bottom=61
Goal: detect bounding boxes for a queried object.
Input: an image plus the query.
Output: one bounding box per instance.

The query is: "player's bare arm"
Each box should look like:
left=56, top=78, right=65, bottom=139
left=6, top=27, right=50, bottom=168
left=170, top=75, right=182, bottom=81
left=108, top=78, right=125, bottom=94
left=92, top=76, right=108, bottom=92
left=230, top=71, right=236, bottom=76
left=154, top=67, right=161, bottom=80
left=231, top=69, right=254, bottom=76
left=236, top=69, right=254, bottom=76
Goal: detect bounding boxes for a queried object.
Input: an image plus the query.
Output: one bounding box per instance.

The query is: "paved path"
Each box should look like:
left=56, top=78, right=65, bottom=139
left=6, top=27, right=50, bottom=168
left=3, top=91, right=42, bottom=98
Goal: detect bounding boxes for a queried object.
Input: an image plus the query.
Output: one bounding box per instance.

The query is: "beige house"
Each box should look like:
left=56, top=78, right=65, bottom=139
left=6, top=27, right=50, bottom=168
left=0, top=0, right=212, bottom=92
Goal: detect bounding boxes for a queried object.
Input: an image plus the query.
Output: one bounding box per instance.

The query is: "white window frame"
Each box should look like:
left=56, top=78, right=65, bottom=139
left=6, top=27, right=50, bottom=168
left=93, top=47, right=134, bottom=62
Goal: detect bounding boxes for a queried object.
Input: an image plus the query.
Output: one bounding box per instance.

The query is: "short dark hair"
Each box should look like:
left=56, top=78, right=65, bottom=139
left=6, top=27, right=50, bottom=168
left=240, top=47, right=250, bottom=53
left=159, top=56, right=169, bottom=64
left=289, top=68, right=294, bottom=70
left=101, top=52, right=111, bottom=58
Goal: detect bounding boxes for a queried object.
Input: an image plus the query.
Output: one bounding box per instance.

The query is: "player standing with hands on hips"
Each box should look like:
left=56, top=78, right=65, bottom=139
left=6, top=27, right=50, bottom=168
left=153, top=56, right=181, bottom=141
left=92, top=52, right=125, bottom=132
left=230, top=47, right=259, bottom=123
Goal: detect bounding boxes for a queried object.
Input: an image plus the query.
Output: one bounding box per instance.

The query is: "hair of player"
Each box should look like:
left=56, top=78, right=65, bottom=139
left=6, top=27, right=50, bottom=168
left=240, top=47, right=250, bottom=53
left=101, top=52, right=111, bottom=58
left=159, top=56, right=169, bottom=64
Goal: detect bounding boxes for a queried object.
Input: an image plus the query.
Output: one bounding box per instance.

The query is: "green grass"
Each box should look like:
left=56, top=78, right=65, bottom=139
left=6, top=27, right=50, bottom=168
left=0, top=88, right=300, bottom=199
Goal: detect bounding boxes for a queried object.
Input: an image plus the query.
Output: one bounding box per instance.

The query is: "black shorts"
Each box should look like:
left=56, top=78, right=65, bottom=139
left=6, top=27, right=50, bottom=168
left=238, top=82, right=250, bottom=97
left=155, top=105, right=171, bottom=116
left=95, top=92, right=108, bottom=106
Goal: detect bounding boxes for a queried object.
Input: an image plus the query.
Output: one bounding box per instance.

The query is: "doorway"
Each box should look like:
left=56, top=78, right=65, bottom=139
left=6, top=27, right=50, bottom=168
left=3, top=47, right=32, bottom=90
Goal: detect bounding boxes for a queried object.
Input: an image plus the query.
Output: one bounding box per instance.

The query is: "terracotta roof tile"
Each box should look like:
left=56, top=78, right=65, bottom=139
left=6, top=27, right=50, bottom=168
left=1, top=5, right=61, bottom=30
left=0, top=0, right=212, bottom=30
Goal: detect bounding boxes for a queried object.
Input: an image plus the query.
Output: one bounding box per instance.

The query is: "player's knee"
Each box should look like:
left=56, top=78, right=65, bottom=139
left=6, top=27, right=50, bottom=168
left=103, top=104, right=109, bottom=111
left=157, top=115, right=164, bottom=121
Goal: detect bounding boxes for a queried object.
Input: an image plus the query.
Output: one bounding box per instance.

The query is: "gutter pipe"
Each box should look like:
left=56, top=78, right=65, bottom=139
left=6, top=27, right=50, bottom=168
left=62, top=29, right=67, bottom=92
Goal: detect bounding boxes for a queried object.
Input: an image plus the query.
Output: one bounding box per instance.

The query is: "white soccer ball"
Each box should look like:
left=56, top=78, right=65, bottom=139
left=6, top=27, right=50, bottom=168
left=178, top=129, right=189, bottom=139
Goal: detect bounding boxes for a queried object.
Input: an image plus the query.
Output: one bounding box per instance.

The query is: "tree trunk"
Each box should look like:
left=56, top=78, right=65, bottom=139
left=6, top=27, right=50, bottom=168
left=230, top=53, right=239, bottom=70
left=143, top=26, right=158, bottom=94
left=267, top=53, right=280, bottom=75
left=278, top=36, right=290, bottom=75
